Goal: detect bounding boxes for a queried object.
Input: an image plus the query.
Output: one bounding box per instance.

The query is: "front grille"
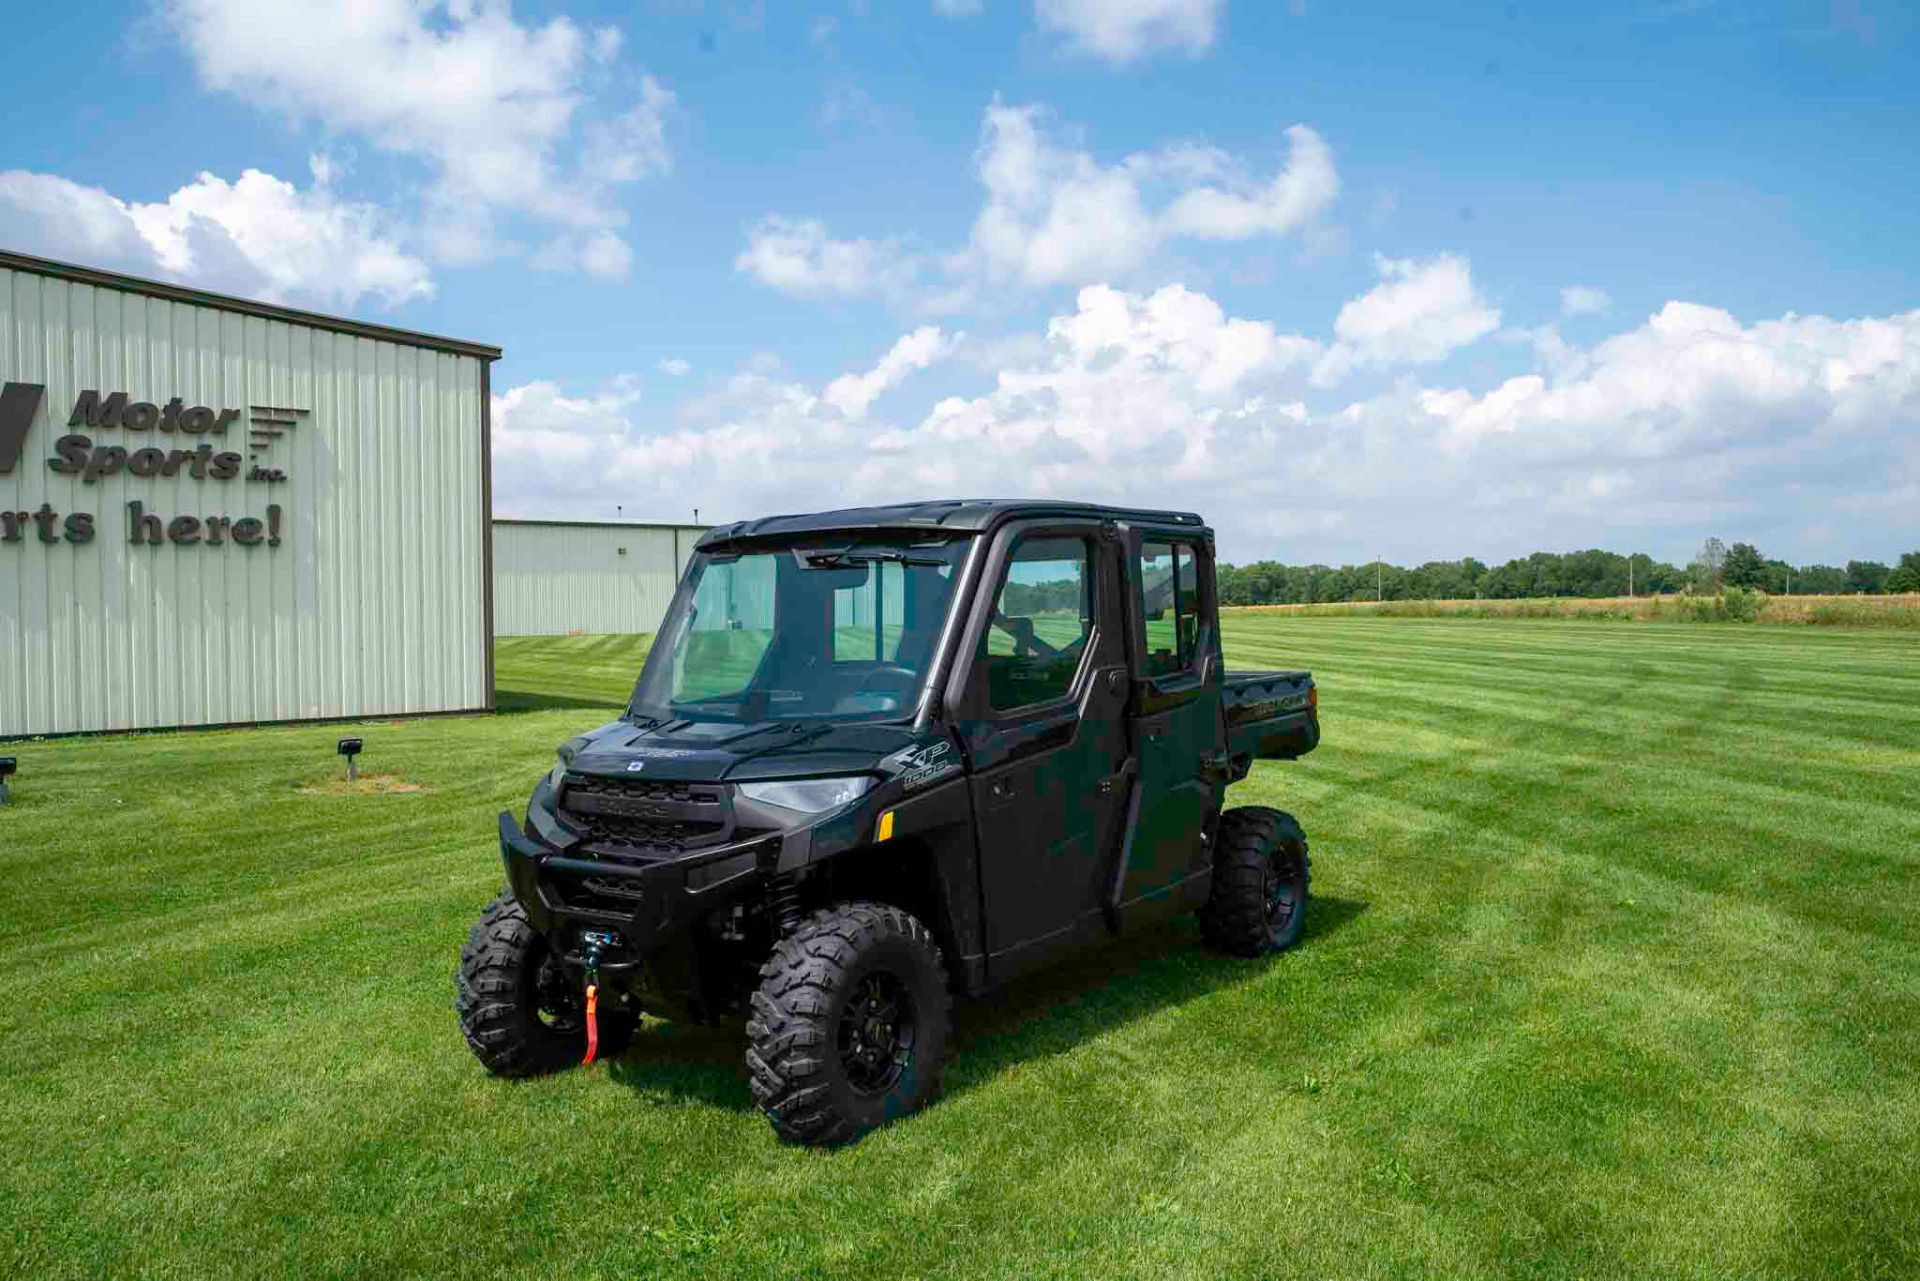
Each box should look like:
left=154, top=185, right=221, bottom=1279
left=544, top=867, right=650, bottom=917
left=560, top=775, right=735, bottom=853
left=578, top=876, right=649, bottom=903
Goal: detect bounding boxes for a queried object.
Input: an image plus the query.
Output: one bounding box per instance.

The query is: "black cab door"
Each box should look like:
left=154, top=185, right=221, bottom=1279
left=948, top=522, right=1132, bottom=978
left=1117, top=532, right=1226, bottom=918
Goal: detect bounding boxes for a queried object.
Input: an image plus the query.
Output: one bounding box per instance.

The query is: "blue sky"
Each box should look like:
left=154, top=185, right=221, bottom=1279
left=3, top=0, right=1916, bottom=565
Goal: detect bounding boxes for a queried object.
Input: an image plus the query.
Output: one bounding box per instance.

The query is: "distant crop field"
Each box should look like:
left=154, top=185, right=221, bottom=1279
left=1238, top=591, right=1920, bottom=627
left=3, top=616, right=1917, bottom=1277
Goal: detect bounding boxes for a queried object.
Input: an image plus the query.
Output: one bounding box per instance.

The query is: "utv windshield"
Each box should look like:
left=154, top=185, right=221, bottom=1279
left=630, top=536, right=973, bottom=724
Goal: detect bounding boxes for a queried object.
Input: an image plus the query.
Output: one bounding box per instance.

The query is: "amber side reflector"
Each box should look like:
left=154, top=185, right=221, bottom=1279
left=1309, top=685, right=1319, bottom=716
left=877, top=811, right=896, bottom=842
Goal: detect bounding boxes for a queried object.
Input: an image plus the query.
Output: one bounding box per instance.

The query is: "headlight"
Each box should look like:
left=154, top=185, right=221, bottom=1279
left=737, top=776, right=872, bottom=813
left=548, top=737, right=590, bottom=791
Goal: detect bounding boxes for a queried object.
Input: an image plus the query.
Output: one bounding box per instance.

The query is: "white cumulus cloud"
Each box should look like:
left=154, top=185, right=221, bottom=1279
left=1561, top=284, right=1611, bottom=317
left=735, top=217, right=920, bottom=301
left=1314, top=253, right=1499, bottom=381
left=966, top=104, right=1336, bottom=290
left=166, top=0, right=674, bottom=279
left=491, top=288, right=1920, bottom=567
left=822, top=327, right=958, bottom=419
left=0, top=160, right=431, bottom=309
left=901, top=283, right=1319, bottom=475
left=1035, top=0, right=1223, bottom=64
left=1419, top=301, right=1918, bottom=453
left=743, top=101, right=1337, bottom=307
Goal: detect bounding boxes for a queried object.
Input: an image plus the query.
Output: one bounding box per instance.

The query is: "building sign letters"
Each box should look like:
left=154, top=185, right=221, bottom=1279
left=0, top=382, right=294, bottom=550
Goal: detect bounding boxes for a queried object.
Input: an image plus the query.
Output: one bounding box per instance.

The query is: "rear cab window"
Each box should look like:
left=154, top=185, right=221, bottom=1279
left=1138, top=540, right=1201, bottom=679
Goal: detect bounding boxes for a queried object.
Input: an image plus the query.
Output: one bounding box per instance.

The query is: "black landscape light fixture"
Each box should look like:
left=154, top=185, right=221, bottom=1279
left=0, top=756, right=15, bottom=805
left=337, top=737, right=364, bottom=783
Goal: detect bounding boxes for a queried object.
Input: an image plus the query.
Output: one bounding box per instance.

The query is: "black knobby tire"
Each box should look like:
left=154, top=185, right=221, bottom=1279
left=746, top=901, right=952, bottom=1146
left=455, top=891, right=636, bottom=1077
left=1199, top=807, right=1311, bottom=958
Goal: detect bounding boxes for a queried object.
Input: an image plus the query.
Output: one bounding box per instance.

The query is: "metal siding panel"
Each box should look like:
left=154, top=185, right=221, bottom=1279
left=436, top=354, right=459, bottom=708
left=490, top=522, right=705, bottom=636
left=47, top=277, right=86, bottom=735
left=291, top=323, right=316, bottom=717
left=0, top=267, right=490, bottom=736
left=0, top=273, right=16, bottom=735
left=16, top=274, right=52, bottom=733
left=313, top=329, right=342, bottom=716
left=464, top=359, right=487, bottom=705
left=442, top=351, right=486, bottom=710
left=401, top=343, right=424, bottom=713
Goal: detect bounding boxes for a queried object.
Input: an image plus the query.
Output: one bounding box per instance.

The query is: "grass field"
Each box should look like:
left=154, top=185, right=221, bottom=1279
left=4, top=619, right=1918, bottom=1278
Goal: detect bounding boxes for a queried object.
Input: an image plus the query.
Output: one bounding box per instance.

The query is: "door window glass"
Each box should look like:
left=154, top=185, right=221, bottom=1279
left=1139, top=541, right=1200, bottom=678
left=981, top=537, right=1094, bottom=711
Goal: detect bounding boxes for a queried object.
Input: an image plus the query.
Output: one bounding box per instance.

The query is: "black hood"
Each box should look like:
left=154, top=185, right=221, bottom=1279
left=565, top=716, right=934, bottom=785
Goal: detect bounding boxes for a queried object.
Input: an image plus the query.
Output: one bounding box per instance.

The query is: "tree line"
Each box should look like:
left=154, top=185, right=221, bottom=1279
left=1217, top=541, right=1920, bottom=606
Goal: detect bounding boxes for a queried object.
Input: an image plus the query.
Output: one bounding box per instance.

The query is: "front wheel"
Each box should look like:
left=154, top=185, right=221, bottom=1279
left=1199, top=807, right=1311, bottom=957
left=746, top=902, right=952, bottom=1146
left=456, top=892, right=635, bottom=1076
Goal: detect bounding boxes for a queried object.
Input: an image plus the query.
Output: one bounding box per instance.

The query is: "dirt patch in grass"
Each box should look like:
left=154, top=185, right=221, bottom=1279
left=295, top=772, right=428, bottom=796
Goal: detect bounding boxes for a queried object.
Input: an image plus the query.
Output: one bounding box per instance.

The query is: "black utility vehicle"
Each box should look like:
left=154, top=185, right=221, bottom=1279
left=459, top=500, right=1319, bottom=1144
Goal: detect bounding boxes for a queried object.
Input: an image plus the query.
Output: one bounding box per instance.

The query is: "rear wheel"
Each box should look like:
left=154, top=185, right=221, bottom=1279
left=456, top=892, right=636, bottom=1076
left=746, top=901, right=952, bottom=1146
left=1199, top=807, right=1311, bottom=957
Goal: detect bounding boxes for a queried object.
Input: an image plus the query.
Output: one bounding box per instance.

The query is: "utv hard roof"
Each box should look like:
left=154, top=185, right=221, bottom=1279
left=695, top=499, right=1207, bottom=549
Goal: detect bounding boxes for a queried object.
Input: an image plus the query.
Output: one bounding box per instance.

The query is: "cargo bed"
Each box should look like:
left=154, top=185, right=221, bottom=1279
left=1221, top=669, right=1319, bottom=773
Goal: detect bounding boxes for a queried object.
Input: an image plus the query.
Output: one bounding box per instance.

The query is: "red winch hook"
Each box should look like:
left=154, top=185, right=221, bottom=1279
left=582, top=981, right=600, bottom=1067
left=581, top=935, right=605, bottom=1067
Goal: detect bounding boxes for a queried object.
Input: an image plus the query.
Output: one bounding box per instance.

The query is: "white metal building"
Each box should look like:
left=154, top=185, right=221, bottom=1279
left=491, top=518, right=707, bottom=636
left=0, top=250, right=499, bottom=737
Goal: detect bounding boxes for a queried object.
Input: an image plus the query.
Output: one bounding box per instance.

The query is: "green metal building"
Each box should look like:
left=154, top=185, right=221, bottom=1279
left=0, top=250, right=500, bottom=738
left=490, top=518, right=707, bottom=637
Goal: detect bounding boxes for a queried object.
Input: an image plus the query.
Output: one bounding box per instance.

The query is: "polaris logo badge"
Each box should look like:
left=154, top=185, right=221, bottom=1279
left=626, top=761, right=646, bottom=772
left=0, top=382, right=46, bottom=475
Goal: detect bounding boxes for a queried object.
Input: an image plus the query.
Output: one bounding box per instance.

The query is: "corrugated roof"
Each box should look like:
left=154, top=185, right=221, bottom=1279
left=493, top=517, right=709, bottom=530
left=0, top=248, right=502, bottom=361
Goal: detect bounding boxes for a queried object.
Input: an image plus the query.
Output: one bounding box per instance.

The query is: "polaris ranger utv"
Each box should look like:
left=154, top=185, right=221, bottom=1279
left=458, top=500, right=1319, bottom=1144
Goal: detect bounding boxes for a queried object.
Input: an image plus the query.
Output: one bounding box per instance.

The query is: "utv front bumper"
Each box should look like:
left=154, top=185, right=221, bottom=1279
left=497, top=811, right=770, bottom=948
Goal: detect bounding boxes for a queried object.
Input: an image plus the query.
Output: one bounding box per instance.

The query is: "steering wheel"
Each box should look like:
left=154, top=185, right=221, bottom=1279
left=856, top=663, right=920, bottom=695
left=991, top=611, right=1061, bottom=660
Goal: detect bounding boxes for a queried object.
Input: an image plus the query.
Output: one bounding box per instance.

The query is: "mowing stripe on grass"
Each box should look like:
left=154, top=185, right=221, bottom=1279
left=2, top=617, right=1916, bottom=1278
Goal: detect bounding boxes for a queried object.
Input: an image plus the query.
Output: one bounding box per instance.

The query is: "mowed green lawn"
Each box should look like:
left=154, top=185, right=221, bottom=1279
left=3, top=620, right=1917, bottom=1278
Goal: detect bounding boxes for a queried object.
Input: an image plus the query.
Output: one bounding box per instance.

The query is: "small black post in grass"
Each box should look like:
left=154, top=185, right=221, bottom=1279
left=0, top=756, right=15, bottom=806
left=336, top=738, right=363, bottom=784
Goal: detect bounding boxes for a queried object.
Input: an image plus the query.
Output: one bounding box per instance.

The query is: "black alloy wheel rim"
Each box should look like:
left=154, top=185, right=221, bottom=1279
left=533, top=952, right=585, bottom=1034
left=838, top=971, right=915, bottom=1095
left=1263, top=848, right=1302, bottom=944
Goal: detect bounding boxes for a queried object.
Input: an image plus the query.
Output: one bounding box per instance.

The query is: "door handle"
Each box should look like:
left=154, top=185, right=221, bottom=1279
left=989, top=778, right=1011, bottom=799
